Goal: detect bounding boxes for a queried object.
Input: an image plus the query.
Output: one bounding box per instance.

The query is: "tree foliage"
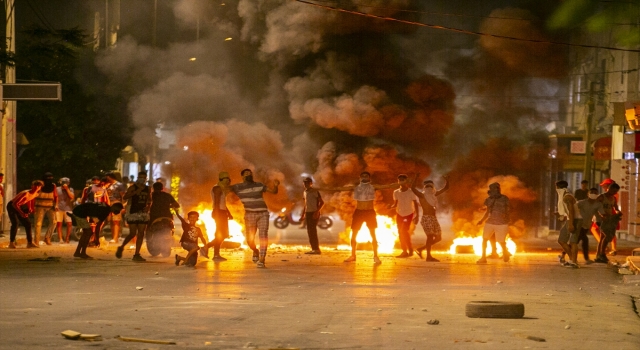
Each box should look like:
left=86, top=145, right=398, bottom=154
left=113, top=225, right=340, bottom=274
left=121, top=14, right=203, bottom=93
left=548, top=0, right=640, bottom=46
left=15, top=25, right=132, bottom=189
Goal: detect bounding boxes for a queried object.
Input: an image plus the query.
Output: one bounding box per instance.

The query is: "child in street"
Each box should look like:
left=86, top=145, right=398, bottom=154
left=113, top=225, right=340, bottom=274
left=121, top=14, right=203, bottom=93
left=175, top=211, right=208, bottom=267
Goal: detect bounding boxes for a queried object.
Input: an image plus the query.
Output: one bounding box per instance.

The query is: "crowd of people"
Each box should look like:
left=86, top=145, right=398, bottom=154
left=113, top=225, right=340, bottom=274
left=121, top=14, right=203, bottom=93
left=554, top=178, right=622, bottom=268
left=2, top=167, right=623, bottom=268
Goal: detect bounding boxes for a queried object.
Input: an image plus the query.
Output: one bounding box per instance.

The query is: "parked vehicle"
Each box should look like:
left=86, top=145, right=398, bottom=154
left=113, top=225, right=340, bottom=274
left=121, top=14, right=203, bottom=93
left=274, top=210, right=333, bottom=230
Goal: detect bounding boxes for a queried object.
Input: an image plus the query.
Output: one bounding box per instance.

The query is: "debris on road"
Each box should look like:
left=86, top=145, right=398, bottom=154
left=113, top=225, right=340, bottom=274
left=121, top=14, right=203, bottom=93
left=28, top=257, right=61, bottom=262
left=427, top=319, right=440, bottom=325
left=116, top=336, right=176, bottom=344
left=60, top=330, right=102, bottom=341
left=618, top=267, right=634, bottom=275
left=136, top=286, right=143, bottom=291
left=526, top=336, right=546, bottom=342
left=465, top=301, right=525, bottom=318
left=60, top=330, right=81, bottom=340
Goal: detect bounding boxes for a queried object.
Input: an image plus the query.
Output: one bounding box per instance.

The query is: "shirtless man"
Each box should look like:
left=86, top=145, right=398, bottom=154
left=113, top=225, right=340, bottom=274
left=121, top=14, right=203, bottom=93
left=7, top=180, right=43, bottom=248
left=203, top=171, right=233, bottom=261
left=322, top=172, right=398, bottom=264
left=411, top=174, right=449, bottom=262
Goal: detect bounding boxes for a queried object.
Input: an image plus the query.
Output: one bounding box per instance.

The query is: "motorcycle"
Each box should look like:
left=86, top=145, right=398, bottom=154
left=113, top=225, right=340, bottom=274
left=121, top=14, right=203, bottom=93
left=274, top=210, right=333, bottom=229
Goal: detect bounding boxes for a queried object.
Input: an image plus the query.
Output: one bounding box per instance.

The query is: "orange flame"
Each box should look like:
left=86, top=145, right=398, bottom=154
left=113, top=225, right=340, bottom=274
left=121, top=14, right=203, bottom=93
left=194, top=203, right=246, bottom=248
left=449, top=232, right=516, bottom=256
left=337, top=215, right=398, bottom=253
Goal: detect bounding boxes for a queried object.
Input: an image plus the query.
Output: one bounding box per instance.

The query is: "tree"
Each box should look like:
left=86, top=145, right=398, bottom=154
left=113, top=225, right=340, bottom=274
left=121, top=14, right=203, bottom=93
left=548, top=0, right=640, bottom=47
left=15, top=25, right=132, bottom=189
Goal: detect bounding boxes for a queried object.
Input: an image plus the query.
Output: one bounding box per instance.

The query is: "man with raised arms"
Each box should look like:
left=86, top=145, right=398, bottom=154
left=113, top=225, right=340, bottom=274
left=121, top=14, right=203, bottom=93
left=229, top=169, right=279, bottom=268
left=322, top=171, right=398, bottom=265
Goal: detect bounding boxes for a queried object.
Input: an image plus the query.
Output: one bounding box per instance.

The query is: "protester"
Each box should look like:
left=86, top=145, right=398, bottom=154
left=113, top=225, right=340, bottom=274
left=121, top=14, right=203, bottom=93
left=411, top=175, right=449, bottom=262
left=574, top=180, right=589, bottom=201
left=149, top=182, right=180, bottom=224
left=34, top=172, right=58, bottom=245
left=71, top=202, right=123, bottom=259
left=81, top=176, right=110, bottom=247
left=554, top=180, right=579, bottom=267
left=55, top=177, right=75, bottom=244
left=116, top=171, right=151, bottom=262
left=595, top=183, right=622, bottom=263
left=7, top=181, right=43, bottom=248
left=390, top=174, right=419, bottom=258
left=321, top=172, right=398, bottom=264
left=203, top=172, right=233, bottom=261
left=576, top=188, right=605, bottom=264
left=105, top=172, right=126, bottom=243
left=476, top=182, right=511, bottom=264
left=175, top=211, right=208, bottom=267
left=229, top=169, right=279, bottom=268
left=300, top=177, right=324, bottom=255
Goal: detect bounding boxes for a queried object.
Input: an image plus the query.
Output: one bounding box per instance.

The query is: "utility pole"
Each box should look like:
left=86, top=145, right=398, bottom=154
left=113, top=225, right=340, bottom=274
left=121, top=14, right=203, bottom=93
left=583, top=82, right=596, bottom=181
left=1, top=0, right=16, bottom=234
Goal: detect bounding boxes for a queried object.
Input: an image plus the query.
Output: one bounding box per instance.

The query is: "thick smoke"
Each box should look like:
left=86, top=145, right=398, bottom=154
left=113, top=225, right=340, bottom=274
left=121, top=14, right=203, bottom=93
left=166, top=120, right=300, bottom=223
left=93, top=1, right=567, bottom=238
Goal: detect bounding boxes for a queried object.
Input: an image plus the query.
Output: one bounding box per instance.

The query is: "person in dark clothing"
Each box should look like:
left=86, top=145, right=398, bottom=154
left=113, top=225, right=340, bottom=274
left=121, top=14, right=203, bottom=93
left=116, top=172, right=151, bottom=262
left=71, top=202, right=123, bottom=259
left=574, top=180, right=589, bottom=201
left=149, top=182, right=180, bottom=224
left=175, top=211, right=208, bottom=267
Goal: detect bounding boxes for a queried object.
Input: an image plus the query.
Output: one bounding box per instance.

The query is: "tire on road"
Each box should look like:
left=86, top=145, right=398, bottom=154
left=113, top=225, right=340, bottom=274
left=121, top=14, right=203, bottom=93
left=274, top=217, right=289, bottom=229
left=465, top=301, right=524, bottom=319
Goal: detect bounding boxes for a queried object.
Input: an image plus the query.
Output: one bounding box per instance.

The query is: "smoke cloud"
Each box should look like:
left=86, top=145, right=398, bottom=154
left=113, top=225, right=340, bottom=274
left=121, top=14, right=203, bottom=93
left=91, top=0, right=569, bottom=238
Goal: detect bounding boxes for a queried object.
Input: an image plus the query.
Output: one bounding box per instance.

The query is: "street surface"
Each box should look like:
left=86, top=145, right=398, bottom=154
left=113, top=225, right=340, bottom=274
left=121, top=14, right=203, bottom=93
left=0, top=222, right=639, bottom=349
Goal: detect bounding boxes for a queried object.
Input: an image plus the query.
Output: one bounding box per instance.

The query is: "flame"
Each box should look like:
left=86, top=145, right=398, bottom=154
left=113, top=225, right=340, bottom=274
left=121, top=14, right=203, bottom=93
left=449, top=232, right=516, bottom=256
left=337, top=215, right=398, bottom=254
left=194, top=203, right=246, bottom=248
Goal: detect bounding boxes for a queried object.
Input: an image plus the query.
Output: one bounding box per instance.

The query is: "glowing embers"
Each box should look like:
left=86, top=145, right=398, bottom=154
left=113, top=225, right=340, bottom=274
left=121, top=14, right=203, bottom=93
left=448, top=232, right=516, bottom=256
left=337, top=215, right=398, bottom=254
left=194, top=203, right=246, bottom=248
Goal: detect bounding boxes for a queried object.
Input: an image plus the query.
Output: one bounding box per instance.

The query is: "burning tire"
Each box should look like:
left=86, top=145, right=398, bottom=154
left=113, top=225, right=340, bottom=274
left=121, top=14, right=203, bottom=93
left=317, top=216, right=333, bottom=229
left=465, top=301, right=524, bottom=319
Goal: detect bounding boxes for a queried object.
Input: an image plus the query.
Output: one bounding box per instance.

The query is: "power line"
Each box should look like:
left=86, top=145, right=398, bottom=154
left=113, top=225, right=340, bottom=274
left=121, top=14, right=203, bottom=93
left=25, top=0, right=56, bottom=32
left=295, top=0, right=640, bottom=53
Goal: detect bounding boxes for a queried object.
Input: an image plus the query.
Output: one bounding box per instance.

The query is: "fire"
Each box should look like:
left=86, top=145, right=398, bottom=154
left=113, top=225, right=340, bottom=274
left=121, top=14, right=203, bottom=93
left=449, top=232, right=517, bottom=256
left=194, top=203, right=246, bottom=248
left=337, top=215, right=398, bottom=254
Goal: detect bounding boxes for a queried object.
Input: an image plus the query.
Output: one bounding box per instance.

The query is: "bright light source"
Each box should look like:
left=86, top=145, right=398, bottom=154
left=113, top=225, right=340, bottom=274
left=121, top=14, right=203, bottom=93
left=183, top=146, right=189, bottom=151
left=225, top=37, right=232, bottom=41
left=164, top=161, right=171, bottom=165
left=189, top=57, right=196, bottom=61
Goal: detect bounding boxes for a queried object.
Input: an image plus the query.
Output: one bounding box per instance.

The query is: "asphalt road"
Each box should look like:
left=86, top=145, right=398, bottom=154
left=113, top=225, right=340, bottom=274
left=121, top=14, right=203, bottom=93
left=0, top=222, right=639, bottom=349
